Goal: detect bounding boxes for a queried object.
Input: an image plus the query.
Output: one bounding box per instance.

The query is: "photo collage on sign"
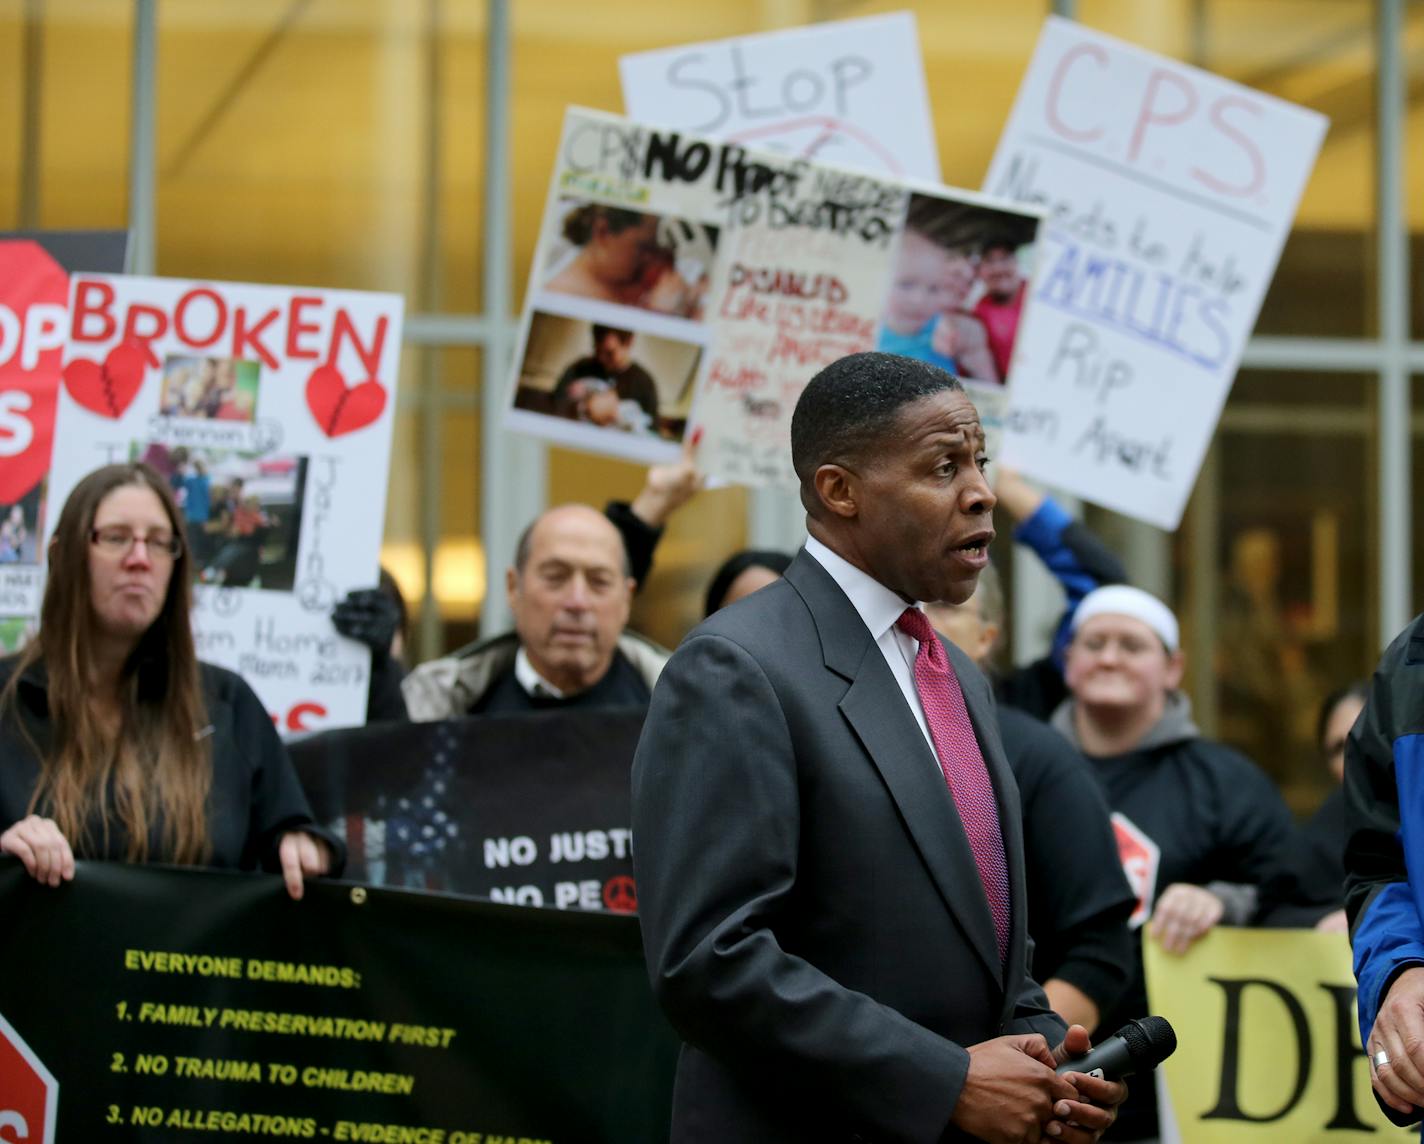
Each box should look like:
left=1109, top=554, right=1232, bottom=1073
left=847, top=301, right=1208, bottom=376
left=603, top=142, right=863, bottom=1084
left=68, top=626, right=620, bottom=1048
left=511, top=184, right=721, bottom=464
left=144, top=352, right=307, bottom=594
left=46, top=274, right=403, bottom=731
left=0, top=484, right=43, bottom=568
left=0, top=480, right=44, bottom=652
left=132, top=441, right=308, bottom=594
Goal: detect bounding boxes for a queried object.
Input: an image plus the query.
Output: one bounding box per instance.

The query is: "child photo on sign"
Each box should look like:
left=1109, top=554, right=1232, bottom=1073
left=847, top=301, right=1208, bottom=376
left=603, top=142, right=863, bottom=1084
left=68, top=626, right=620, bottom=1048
left=159, top=354, right=261, bottom=423
left=876, top=194, right=1038, bottom=387
left=0, top=486, right=43, bottom=565
left=513, top=313, right=699, bottom=446
left=133, top=443, right=308, bottom=592
left=542, top=199, right=719, bottom=322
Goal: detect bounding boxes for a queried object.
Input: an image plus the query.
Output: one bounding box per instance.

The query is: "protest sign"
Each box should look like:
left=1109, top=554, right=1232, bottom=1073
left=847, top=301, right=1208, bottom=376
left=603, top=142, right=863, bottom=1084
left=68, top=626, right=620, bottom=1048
left=290, top=709, right=644, bottom=910
left=0, top=241, right=69, bottom=652
left=504, top=109, right=736, bottom=464
left=49, top=275, right=404, bottom=732
left=508, top=108, right=1041, bottom=483
left=0, top=861, right=677, bottom=1142
left=0, top=233, right=130, bottom=653
left=1144, top=928, right=1411, bottom=1142
left=620, top=11, right=940, bottom=181
left=695, top=173, right=1039, bottom=485
left=984, top=16, right=1327, bottom=529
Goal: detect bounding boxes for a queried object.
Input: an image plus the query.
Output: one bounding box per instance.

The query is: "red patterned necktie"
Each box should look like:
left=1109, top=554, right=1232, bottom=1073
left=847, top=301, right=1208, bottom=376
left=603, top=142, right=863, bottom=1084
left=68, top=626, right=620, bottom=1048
left=896, top=606, right=1010, bottom=963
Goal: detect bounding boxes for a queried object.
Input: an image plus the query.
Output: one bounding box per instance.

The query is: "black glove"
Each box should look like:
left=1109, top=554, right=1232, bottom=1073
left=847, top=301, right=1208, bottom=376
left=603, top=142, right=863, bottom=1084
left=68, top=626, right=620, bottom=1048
left=332, top=588, right=400, bottom=657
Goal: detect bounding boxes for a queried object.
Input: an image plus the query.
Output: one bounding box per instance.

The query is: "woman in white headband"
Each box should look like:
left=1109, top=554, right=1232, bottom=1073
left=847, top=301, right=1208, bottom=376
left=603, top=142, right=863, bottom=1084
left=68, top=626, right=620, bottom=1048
left=1051, top=584, right=1301, bottom=1142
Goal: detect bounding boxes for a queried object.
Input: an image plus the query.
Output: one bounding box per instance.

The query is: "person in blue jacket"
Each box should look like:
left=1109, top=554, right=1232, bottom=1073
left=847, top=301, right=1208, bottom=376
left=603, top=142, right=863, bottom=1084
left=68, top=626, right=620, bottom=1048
left=989, top=468, right=1128, bottom=720
left=1345, top=612, right=1424, bottom=1122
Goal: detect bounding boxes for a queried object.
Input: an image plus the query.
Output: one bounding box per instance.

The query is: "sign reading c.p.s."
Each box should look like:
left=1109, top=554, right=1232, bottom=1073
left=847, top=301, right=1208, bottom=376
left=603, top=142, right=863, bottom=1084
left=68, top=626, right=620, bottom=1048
left=987, top=16, right=1327, bottom=531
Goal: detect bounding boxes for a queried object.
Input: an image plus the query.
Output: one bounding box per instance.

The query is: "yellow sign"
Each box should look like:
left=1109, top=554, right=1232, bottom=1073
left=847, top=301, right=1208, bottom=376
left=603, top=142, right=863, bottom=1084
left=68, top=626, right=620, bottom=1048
left=1144, top=928, right=1416, bottom=1142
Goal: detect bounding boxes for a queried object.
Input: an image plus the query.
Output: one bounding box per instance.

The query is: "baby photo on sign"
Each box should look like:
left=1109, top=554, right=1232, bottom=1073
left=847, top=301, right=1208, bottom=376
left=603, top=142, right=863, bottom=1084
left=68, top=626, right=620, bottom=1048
left=541, top=199, right=720, bottom=322
left=513, top=313, right=700, bottom=448
left=877, top=194, right=1038, bottom=386
left=134, top=442, right=308, bottom=592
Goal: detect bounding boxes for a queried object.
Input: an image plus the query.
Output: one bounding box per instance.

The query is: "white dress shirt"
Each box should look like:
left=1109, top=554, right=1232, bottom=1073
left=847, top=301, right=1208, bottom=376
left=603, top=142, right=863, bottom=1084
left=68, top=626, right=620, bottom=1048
left=514, top=646, right=565, bottom=699
left=803, top=536, right=936, bottom=757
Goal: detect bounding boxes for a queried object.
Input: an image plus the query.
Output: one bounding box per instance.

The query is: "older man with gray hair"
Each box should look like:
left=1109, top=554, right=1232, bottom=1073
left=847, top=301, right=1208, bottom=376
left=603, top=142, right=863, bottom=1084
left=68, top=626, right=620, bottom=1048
left=402, top=504, right=668, bottom=720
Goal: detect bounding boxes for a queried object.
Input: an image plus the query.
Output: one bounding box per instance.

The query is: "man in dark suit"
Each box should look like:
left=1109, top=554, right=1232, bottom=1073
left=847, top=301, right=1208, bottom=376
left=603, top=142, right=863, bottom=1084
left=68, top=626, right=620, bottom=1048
left=632, top=353, right=1126, bottom=1143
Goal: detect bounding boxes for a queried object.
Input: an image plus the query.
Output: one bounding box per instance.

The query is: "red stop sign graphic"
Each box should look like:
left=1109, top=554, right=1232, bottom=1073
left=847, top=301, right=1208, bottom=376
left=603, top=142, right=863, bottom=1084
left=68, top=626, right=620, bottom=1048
left=0, top=241, right=68, bottom=507
left=1110, top=812, right=1160, bottom=930
left=0, top=1011, right=58, bottom=1144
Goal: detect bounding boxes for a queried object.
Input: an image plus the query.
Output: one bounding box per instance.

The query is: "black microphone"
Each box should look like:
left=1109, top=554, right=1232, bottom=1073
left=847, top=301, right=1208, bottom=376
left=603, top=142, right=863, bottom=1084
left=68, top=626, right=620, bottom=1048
left=1055, top=1016, right=1177, bottom=1081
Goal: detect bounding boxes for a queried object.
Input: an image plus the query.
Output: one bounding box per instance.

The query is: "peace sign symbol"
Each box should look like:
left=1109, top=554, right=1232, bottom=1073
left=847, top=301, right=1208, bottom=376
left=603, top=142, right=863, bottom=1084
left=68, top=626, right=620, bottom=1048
left=602, top=875, right=638, bottom=914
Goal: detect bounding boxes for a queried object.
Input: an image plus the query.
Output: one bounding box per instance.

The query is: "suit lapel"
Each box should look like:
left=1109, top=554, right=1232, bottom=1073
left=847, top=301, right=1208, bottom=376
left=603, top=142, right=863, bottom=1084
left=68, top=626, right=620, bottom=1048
left=785, top=554, right=1004, bottom=983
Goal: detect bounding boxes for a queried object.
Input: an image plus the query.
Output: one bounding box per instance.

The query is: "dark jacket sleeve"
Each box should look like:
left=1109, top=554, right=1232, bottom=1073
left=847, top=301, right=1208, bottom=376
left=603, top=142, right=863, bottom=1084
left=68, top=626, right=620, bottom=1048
left=1013, top=497, right=1126, bottom=647
left=364, top=654, right=410, bottom=723
left=1346, top=615, right=1424, bottom=1060
left=604, top=500, right=662, bottom=590
left=224, top=672, right=348, bottom=877
left=1196, top=744, right=1302, bottom=922
left=1004, top=709, right=1134, bottom=1016
left=1258, top=788, right=1346, bottom=926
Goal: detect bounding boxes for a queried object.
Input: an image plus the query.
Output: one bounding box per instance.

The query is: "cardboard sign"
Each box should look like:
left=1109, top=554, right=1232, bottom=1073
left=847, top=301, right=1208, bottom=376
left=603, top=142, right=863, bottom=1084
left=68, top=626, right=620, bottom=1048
left=985, top=17, right=1327, bottom=529
left=1145, top=929, right=1412, bottom=1142
left=620, top=11, right=940, bottom=181
left=507, top=108, right=1041, bottom=484
left=48, top=275, right=404, bottom=732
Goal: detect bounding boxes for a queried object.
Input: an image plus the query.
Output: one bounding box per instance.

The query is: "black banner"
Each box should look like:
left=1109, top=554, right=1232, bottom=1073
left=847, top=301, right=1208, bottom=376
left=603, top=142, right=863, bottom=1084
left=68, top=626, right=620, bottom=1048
left=289, top=711, right=644, bottom=911
left=0, top=861, right=678, bottom=1143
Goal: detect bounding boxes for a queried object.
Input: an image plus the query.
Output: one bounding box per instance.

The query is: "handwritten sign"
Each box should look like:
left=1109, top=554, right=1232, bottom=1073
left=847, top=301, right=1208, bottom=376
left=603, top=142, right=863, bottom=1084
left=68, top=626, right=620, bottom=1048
left=985, top=17, right=1327, bottom=529
left=509, top=108, right=1043, bottom=483
left=696, top=176, right=1042, bottom=487
left=48, top=275, right=404, bottom=732
left=620, top=12, right=940, bottom=181
left=506, top=107, right=814, bottom=464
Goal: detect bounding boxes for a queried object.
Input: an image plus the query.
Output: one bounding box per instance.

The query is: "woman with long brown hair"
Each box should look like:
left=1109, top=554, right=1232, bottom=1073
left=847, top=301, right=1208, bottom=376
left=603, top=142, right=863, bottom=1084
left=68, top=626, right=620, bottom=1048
left=0, top=462, right=336, bottom=898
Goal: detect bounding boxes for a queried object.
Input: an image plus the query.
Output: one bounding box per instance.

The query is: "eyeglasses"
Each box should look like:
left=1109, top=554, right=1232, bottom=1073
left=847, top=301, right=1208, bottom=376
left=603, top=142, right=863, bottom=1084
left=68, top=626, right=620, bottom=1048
left=90, top=526, right=183, bottom=561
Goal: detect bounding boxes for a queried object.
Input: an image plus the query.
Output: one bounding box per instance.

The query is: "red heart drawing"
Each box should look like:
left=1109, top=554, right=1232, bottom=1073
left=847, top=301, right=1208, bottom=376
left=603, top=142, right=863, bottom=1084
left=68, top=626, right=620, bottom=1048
left=62, top=340, right=151, bottom=420
left=305, top=364, right=387, bottom=438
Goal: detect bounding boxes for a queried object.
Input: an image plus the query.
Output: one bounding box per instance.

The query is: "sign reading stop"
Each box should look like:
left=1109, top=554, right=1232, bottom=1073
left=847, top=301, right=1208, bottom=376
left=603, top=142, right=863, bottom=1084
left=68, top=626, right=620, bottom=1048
left=0, top=240, right=68, bottom=508
left=0, top=1010, right=57, bottom=1144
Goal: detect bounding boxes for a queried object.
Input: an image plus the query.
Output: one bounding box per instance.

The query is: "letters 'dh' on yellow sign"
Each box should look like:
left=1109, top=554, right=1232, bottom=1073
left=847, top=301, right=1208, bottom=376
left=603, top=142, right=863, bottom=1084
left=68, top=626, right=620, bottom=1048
left=1144, top=928, right=1416, bottom=1143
